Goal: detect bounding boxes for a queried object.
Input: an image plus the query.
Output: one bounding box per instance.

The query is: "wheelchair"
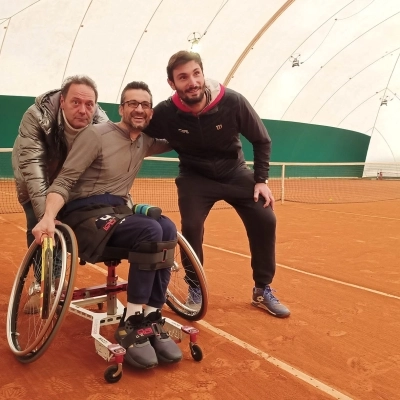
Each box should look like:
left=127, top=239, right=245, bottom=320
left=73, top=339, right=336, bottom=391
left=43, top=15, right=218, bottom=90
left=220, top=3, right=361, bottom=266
left=6, top=223, right=208, bottom=383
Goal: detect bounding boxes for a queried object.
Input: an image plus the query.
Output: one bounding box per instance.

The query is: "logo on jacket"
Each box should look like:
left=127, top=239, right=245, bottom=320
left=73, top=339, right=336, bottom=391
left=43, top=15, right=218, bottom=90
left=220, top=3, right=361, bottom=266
left=216, top=124, right=222, bottom=130
left=178, top=129, right=189, bottom=134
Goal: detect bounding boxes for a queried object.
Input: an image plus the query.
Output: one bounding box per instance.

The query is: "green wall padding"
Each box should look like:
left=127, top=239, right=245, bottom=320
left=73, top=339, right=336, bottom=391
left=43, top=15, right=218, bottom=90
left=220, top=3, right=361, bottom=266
left=263, top=120, right=369, bottom=162
left=0, top=95, right=121, bottom=147
left=0, top=96, right=36, bottom=147
left=0, top=94, right=371, bottom=179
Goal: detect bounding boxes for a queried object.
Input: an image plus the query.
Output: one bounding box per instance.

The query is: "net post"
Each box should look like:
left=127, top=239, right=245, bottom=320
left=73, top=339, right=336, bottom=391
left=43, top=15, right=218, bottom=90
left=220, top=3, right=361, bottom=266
left=281, top=164, right=285, bottom=204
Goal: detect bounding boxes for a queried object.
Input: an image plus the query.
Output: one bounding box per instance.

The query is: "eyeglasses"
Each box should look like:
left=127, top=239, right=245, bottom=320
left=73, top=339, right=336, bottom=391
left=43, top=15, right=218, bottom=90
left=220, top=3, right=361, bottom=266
left=121, top=100, right=152, bottom=110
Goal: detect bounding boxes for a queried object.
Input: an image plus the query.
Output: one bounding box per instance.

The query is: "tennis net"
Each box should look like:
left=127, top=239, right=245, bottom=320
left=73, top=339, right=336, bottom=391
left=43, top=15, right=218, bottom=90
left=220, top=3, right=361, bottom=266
left=1, top=148, right=400, bottom=214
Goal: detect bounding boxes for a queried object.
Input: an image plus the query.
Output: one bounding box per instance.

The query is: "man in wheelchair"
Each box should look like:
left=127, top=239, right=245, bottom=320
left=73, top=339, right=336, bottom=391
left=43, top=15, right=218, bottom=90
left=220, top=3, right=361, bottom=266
left=32, top=81, right=182, bottom=369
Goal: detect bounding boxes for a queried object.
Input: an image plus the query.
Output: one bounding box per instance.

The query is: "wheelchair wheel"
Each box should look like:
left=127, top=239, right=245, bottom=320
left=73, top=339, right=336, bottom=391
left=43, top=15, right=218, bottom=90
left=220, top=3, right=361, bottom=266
left=6, top=224, right=78, bottom=363
left=166, top=232, right=208, bottom=321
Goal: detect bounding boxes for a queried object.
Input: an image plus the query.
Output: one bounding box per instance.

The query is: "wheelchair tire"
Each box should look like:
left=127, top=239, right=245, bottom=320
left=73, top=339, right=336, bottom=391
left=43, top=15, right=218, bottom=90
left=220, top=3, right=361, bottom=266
left=166, top=232, right=208, bottom=321
left=7, top=224, right=78, bottom=363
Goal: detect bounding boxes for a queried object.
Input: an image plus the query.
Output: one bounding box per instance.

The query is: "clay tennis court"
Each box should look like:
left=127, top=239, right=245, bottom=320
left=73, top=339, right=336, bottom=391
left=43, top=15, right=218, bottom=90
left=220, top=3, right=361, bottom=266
left=1, top=192, right=399, bottom=400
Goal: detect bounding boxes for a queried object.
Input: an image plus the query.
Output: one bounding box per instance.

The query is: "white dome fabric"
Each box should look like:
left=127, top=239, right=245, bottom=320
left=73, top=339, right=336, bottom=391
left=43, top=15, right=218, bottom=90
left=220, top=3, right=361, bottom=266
left=1, top=0, right=399, bottom=162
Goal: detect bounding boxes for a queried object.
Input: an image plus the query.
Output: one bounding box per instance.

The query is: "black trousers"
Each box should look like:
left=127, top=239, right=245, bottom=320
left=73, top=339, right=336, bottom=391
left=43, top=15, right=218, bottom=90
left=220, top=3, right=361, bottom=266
left=22, top=201, right=37, bottom=247
left=176, top=169, right=276, bottom=287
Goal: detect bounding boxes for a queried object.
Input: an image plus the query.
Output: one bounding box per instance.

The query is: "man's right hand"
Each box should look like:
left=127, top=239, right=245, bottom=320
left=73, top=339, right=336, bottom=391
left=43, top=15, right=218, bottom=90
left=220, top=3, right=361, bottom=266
left=32, top=215, right=56, bottom=244
left=32, top=192, right=66, bottom=244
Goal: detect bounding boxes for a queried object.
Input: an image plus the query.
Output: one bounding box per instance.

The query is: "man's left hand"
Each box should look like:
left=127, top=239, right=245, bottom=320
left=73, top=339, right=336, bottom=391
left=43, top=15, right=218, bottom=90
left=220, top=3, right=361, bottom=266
left=254, top=183, right=275, bottom=210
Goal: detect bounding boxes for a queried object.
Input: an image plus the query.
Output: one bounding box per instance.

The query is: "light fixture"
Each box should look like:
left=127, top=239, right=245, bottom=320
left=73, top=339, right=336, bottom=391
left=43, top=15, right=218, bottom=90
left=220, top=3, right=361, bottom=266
left=380, top=95, right=394, bottom=106
left=289, top=54, right=301, bottom=67
left=187, top=32, right=202, bottom=52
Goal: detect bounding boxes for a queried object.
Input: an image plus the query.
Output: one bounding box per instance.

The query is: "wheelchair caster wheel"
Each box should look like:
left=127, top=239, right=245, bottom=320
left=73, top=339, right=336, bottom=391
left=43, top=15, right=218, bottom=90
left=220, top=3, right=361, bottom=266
left=104, top=364, right=122, bottom=383
left=190, top=343, right=203, bottom=361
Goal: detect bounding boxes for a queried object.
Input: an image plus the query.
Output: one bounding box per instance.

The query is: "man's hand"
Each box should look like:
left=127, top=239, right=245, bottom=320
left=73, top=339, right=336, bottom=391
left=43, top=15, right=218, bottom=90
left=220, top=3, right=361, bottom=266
left=32, top=192, right=66, bottom=244
left=254, top=182, right=275, bottom=210
left=32, top=215, right=57, bottom=244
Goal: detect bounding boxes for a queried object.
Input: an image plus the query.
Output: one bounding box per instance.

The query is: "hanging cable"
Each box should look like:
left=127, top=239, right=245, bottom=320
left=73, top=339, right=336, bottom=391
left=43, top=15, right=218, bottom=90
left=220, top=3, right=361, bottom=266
left=201, top=0, right=229, bottom=37
left=0, top=18, right=10, bottom=58
left=366, top=127, right=396, bottom=161
left=61, top=0, right=94, bottom=83
left=370, top=52, right=400, bottom=147
left=116, top=0, right=164, bottom=102
left=280, top=11, right=400, bottom=120
left=300, top=20, right=336, bottom=64
left=337, top=91, right=380, bottom=126
left=302, top=0, right=377, bottom=64
left=310, top=47, right=400, bottom=122
left=253, top=0, right=357, bottom=107
left=187, top=0, right=230, bottom=52
left=336, top=0, right=376, bottom=20
left=0, top=1, right=41, bottom=59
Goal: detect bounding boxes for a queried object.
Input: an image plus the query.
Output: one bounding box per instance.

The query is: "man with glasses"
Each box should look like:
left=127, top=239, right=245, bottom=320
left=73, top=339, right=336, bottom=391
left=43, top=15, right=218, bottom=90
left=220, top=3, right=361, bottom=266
left=32, top=81, right=183, bottom=369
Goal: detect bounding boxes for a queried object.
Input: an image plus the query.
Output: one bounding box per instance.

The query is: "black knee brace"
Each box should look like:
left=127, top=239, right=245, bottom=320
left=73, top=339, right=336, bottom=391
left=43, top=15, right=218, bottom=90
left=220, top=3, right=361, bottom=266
left=128, top=239, right=177, bottom=270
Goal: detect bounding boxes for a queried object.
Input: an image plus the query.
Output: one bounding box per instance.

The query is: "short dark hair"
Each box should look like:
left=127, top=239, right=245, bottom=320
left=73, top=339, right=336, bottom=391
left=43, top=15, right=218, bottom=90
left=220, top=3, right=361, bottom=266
left=120, top=81, right=153, bottom=105
left=61, top=75, right=98, bottom=102
left=167, top=51, right=203, bottom=82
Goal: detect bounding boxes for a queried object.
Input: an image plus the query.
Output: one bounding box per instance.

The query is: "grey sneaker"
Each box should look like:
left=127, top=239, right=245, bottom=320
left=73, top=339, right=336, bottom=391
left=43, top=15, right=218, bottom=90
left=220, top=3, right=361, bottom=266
left=251, top=286, right=290, bottom=318
left=147, top=310, right=183, bottom=364
left=114, top=309, right=158, bottom=369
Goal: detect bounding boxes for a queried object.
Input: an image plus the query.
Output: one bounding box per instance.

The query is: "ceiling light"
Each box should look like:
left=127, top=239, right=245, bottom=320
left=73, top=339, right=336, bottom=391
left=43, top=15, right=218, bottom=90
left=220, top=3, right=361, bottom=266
left=289, top=54, right=301, bottom=67
left=188, top=32, right=202, bottom=52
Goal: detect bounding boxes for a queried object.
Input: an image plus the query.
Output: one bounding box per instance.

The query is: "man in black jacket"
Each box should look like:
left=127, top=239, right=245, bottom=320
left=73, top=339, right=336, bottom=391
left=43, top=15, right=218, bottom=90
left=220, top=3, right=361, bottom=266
left=144, top=51, right=290, bottom=318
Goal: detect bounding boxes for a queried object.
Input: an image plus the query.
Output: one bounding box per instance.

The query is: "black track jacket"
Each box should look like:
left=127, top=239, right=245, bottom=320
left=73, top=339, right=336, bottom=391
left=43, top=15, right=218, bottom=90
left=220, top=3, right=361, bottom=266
left=144, top=79, right=272, bottom=183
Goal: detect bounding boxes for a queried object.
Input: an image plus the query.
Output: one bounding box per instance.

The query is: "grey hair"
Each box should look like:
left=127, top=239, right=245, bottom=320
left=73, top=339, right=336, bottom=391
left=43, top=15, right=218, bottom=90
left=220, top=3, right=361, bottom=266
left=61, top=75, right=98, bottom=102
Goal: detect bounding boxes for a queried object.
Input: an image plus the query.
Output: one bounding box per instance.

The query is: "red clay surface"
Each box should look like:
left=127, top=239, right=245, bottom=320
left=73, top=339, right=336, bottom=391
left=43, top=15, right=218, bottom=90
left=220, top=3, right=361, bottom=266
left=0, top=200, right=399, bottom=400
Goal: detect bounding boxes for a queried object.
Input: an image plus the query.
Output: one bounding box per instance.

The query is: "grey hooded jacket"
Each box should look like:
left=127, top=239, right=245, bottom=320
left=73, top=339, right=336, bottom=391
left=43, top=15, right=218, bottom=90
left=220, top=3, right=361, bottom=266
left=12, top=89, right=109, bottom=219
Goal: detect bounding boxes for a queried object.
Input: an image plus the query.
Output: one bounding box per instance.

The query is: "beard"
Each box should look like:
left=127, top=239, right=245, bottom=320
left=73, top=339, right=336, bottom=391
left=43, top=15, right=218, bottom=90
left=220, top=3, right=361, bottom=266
left=124, top=112, right=150, bottom=131
left=129, top=120, right=148, bottom=131
left=178, top=83, right=206, bottom=105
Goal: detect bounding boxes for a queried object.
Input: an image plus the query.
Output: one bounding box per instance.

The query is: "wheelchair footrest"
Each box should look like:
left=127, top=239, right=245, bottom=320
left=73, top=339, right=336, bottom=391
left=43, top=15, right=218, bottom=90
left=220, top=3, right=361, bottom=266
left=70, top=297, right=202, bottom=365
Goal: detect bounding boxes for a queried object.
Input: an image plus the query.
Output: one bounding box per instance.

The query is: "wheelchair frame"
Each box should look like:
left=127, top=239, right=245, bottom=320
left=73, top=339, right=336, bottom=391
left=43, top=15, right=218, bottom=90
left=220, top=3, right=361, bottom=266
left=6, top=224, right=208, bottom=383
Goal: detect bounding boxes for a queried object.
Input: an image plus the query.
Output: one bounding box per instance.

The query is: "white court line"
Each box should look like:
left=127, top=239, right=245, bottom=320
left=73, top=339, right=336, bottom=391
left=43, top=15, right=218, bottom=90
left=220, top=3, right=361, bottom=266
left=292, top=206, right=400, bottom=221
left=204, top=244, right=400, bottom=300
left=198, top=320, right=352, bottom=400
left=0, top=216, right=26, bottom=231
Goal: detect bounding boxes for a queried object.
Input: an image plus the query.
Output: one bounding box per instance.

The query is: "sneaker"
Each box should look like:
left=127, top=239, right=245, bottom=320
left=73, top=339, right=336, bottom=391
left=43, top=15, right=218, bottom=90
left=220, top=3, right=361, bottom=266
left=114, top=309, right=158, bottom=369
left=23, top=282, right=41, bottom=314
left=186, top=286, right=202, bottom=311
left=146, top=310, right=183, bottom=364
left=251, top=286, right=290, bottom=318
